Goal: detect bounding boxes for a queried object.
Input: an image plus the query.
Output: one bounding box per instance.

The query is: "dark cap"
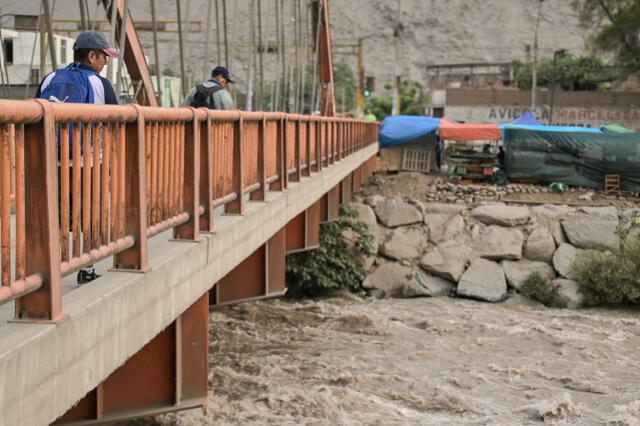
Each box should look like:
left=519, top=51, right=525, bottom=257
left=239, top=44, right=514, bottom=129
left=73, top=31, right=119, bottom=58
left=211, top=66, right=234, bottom=83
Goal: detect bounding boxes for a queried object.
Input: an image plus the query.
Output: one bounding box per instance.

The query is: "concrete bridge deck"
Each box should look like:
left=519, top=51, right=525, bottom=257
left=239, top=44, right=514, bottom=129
left=0, top=99, right=378, bottom=425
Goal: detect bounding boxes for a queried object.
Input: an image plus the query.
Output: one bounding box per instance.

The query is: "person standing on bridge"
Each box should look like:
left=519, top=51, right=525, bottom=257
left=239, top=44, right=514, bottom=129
left=36, top=30, right=118, bottom=105
left=36, top=30, right=119, bottom=285
left=182, top=66, right=235, bottom=110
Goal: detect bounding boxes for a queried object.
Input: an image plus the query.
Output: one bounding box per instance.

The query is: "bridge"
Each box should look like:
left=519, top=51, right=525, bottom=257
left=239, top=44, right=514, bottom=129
left=0, top=99, right=378, bottom=425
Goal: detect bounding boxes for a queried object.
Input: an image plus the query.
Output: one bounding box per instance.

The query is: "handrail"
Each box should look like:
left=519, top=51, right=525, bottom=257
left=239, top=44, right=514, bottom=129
left=0, top=99, right=379, bottom=320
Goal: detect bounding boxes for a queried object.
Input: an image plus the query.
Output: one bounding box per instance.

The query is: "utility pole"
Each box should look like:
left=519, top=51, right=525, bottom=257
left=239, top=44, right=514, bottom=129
left=42, top=0, right=57, bottom=71
left=531, top=0, right=543, bottom=112
left=548, top=49, right=566, bottom=125
left=150, top=0, right=162, bottom=104
left=392, top=0, right=403, bottom=116
left=356, top=38, right=364, bottom=115
left=115, top=0, right=129, bottom=101
left=176, top=0, right=187, bottom=98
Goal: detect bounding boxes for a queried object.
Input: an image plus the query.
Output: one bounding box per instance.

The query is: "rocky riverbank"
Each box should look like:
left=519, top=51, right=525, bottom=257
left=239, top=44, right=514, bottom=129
left=351, top=173, right=640, bottom=308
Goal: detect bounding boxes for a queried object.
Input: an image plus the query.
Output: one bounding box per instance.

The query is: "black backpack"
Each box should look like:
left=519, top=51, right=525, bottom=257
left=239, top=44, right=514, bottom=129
left=190, top=84, right=223, bottom=109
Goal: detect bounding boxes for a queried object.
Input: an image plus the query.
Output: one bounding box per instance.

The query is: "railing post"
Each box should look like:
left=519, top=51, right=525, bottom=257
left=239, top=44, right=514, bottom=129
left=199, top=114, right=215, bottom=232
left=15, top=99, right=63, bottom=321
left=174, top=108, right=201, bottom=240
left=338, top=121, right=344, bottom=160
left=271, top=116, right=286, bottom=191
left=314, top=120, right=321, bottom=172
left=303, top=120, right=311, bottom=177
left=226, top=115, right=245, bottom=214
left=250, top=114, right=267, bottom=201
left=329, top=121, right=335, bottom=165
left=114, top=104, right=149, bottom=271
left=291, top=119, right=301, bottom=182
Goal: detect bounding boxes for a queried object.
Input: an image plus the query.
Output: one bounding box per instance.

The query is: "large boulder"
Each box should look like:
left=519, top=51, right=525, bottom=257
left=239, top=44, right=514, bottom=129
left=421, top=203, right=467, bottom=215
left=380, top=226, right=427, bottom=261
left=424, top=214, right=465, bottom=244
left=553, top=278, right=583, bottom=309
left=364, top=194, right=385, bottom=208
left=362, top=263, right=429, bottom=298
left=561, top=219, right=619, bottom=249
left=420, top=239, right=474, bottom=282
left=471, top=204, right=530, bottom=227
left=424, top=214, right=452, bottom=244
left=442, top=215, right=466, bottom=242
left=524, top=226, right=556, bottom=262
left=414, top=272, right=455, bottom=297
left=476, top=226, right=524, bottom=260
left=552, top=243, right=578, bottom=278
left=579, top=206, right=618, bottom=220
left=374, top=198, right=423, bottom=228
left=549, top=220, right=568, bottom=246
left=532, top=204, right=575, bottom=219
left=345, top=202, right=378, bottom=228
left=457, top=258, right=507, bottom=302
left=501, top=259, right=557, bottom=289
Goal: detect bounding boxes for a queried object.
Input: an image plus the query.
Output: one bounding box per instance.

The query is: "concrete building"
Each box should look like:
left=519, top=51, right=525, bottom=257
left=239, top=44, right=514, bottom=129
left=427, top=88, right=640, bottom=130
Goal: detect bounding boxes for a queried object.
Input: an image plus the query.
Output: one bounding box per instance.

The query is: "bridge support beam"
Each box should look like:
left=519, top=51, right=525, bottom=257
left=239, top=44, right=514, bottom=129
left=212, top=227, right=287, bottom=306
left=55, top=293, right=209, bottom=425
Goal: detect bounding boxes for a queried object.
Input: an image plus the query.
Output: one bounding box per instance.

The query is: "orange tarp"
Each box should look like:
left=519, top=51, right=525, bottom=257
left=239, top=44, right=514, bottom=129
left=439, top=118, right=501, bottom=141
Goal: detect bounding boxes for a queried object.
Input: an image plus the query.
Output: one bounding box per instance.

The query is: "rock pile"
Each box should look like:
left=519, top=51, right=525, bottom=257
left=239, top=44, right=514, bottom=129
left=422, top=180, right=640, bottom=206
left=351, top=197, right=640, bottom=308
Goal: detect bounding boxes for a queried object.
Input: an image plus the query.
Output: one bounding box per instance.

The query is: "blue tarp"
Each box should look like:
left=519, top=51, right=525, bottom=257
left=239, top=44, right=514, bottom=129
left=379, top=115, right=441, bottom=148
left=505, top=110, right=543, bottom=126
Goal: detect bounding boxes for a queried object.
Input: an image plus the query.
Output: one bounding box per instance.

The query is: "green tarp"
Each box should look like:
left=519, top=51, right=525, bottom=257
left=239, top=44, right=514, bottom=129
left=601, top=124, right=634, bottom=134
left=504, top=128, right=640, bottom=191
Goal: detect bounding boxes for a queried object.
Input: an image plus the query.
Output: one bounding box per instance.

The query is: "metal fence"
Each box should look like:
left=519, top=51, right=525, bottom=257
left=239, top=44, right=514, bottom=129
left=0, top=99, right=378, bottom=321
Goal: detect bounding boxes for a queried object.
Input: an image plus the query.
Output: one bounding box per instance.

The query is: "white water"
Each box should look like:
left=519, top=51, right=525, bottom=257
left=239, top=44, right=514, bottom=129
left=134, top=295, right=640, bottom=425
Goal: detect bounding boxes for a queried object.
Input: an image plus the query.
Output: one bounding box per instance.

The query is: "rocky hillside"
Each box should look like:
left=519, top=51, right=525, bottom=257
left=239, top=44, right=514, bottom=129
left=8, top=0, right=591, bottom=95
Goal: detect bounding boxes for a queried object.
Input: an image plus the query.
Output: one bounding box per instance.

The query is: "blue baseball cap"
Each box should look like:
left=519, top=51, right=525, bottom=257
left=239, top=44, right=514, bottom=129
left=211, top=66, right=234, bottom=83
left=73, top=31, right=119, bottom=58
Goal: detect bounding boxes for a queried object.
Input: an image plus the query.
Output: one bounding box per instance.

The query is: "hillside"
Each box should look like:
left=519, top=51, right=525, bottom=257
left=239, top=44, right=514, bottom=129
left=5, top=0, right=591, bottom=97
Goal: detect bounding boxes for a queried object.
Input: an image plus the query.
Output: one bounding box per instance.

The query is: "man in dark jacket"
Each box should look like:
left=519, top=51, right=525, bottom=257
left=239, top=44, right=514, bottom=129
left=182, top=66, right=235, bottom=110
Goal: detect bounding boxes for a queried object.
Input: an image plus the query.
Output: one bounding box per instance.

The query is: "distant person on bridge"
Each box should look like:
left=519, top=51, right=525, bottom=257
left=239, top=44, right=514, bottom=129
left=36, top=30, right=119, bottom=285
left=364, top=109, right=377, bottom=121
left=183, top=66, right=235, bottom=110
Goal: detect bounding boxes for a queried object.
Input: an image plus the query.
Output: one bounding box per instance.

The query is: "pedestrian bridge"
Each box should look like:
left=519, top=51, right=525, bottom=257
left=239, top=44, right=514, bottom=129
left=0, top=99, right=378, bottom=426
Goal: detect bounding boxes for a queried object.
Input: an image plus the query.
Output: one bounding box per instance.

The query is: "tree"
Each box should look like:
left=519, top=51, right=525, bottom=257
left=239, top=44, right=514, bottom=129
left=573, top=0, right=640, bottom=74
left=367, top=80, right=425, bottom=121
left=511, top=55, right=608, bottom=90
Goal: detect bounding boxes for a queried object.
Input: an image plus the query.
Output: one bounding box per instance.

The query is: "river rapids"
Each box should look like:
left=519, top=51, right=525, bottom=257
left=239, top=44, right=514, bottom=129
left=132, top=294, right=640, bottom=425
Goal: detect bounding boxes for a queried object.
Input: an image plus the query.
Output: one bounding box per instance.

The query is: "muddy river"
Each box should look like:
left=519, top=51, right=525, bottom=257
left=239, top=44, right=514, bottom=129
left=135, top=295, right=640, bottom=425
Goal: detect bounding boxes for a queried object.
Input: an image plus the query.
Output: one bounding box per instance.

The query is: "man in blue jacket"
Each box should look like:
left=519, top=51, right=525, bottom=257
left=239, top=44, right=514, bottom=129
left=36, top=30, right=118, bottom=104
left=37, top=31, right=119, bottom=284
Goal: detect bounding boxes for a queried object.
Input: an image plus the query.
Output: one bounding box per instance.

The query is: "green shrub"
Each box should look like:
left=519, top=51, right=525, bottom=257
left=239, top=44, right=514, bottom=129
left=572, top=238, right=640, bottom=306
left=285, top=205, right=376, bottom=297
left=519, top=272, right=568, bottom=308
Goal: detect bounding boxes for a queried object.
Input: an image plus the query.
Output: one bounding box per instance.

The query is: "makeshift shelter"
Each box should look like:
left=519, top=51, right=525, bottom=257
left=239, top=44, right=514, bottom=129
left=504, top=127, right=640, bottom=191
left=439, top=118, right=501, bottom=141
left=379, top=115, right=440, bottom=147
left=378, top=115, right=440, bottom=172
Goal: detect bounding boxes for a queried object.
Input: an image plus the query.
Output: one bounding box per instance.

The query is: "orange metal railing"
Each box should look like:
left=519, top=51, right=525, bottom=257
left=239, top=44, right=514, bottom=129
left=0, top=99, right=379, bottom=320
